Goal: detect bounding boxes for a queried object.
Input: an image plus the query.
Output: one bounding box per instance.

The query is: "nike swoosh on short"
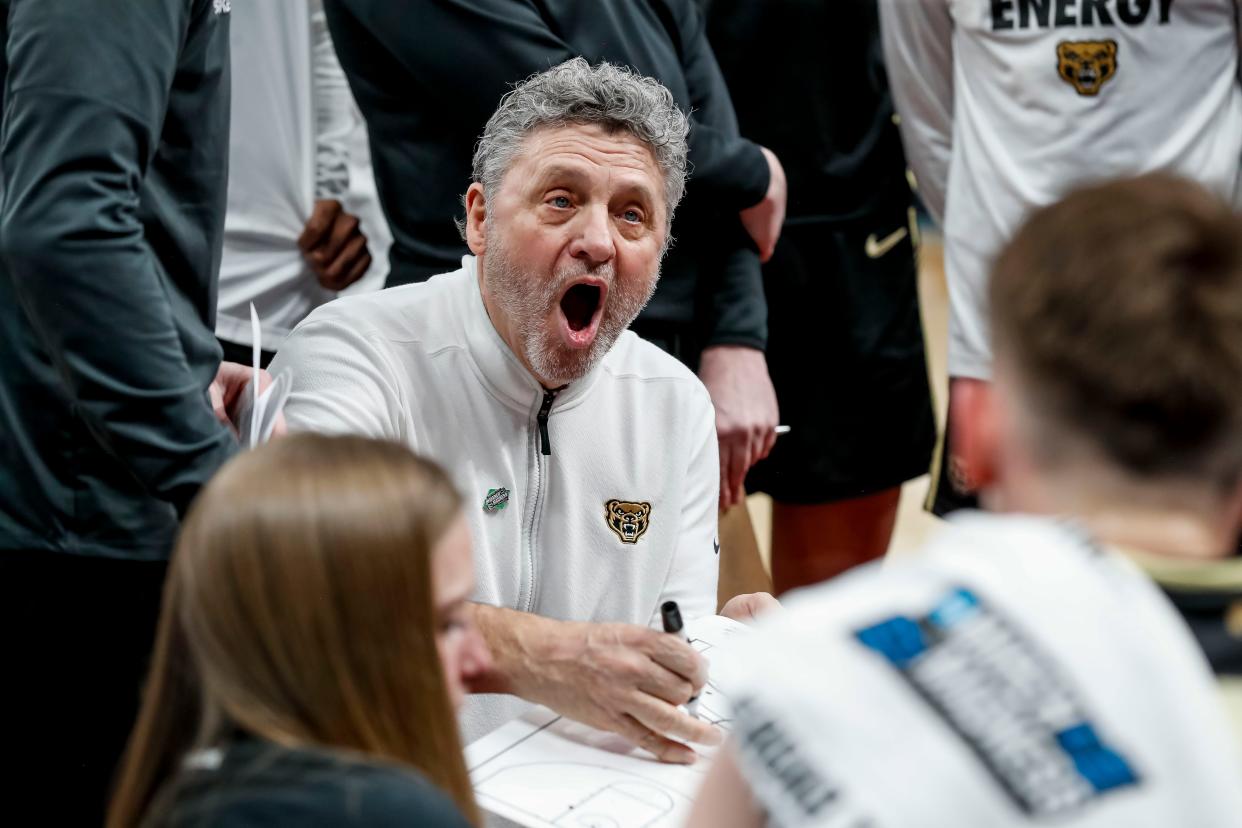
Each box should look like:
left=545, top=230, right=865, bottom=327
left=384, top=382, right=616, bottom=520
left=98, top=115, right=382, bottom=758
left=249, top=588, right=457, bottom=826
left=865, top=227, right=909, bottom=259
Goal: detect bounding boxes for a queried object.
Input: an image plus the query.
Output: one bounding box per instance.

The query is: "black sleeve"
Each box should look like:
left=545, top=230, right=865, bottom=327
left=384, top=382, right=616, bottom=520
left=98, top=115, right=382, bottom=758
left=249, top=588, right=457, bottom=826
left=0, top=0, right=235, bottom=516
left=673, top=0, right=770, bottom=211
left=330, top=0, right=768, bottom=208
left=672, top=0, right=767, bottom=349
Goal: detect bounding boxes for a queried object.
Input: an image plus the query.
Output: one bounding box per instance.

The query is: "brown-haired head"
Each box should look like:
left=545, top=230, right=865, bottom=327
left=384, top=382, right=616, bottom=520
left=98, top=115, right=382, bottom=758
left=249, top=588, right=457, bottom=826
left=990, top=172, right=1242, bottom=491
left=108, top=434, right=480, bottom=826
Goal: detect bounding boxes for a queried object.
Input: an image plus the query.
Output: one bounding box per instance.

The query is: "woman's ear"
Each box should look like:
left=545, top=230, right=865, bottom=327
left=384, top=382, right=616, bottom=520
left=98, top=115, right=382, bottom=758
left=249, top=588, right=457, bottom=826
left=465, top=183, right=488, bottom=255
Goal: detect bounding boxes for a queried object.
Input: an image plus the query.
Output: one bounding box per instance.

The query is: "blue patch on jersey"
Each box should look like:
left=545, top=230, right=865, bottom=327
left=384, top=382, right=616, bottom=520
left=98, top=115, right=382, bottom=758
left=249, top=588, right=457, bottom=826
left=927, top=587, right=981, bottom=630
left=1057, top=723, right=1139, bottom=792
left=853, top=585, right=1141, bottom=816
left=855, top=615, right=928, bottom=667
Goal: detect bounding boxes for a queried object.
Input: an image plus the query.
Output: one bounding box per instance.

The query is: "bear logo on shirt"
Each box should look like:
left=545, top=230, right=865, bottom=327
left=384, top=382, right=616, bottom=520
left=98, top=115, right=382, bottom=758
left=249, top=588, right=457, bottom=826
left=605, top=500, right=651, bottom=544
left=1057, top=40, right=1118, bottom=96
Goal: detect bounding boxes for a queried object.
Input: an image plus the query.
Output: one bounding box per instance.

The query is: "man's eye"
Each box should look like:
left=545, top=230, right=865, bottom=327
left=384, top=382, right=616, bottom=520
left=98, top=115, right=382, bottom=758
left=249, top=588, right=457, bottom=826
left=550, top=196, right=572, bottom=209
left=622, top=209, right=642, bottom=223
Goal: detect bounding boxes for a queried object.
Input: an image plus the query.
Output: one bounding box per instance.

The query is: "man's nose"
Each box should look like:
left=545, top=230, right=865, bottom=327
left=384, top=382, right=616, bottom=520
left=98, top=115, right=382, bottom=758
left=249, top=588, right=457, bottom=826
left=568, top=204, right=615, bottom=266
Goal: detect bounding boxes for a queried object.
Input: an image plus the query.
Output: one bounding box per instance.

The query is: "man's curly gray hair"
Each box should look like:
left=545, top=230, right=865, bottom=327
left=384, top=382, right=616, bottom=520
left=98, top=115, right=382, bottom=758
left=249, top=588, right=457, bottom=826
left=470, top=58, right=690, bottom=226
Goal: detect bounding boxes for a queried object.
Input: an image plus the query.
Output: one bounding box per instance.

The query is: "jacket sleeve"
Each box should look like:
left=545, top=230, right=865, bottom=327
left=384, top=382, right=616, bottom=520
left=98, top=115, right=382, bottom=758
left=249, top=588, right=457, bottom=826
left=651, top=385, right=720, bottom=625
left=312, top=0, right=354, bottom=199
left=674, top=0, right=769, bottom=211
left=878, top=0, right=954, bottom=226
left=328, top=0, right=767, bottom=208
left=674, top=0, right=766, bottom=350
left=0, top=0, right=235, bottom=517
left=269, top=317, right=408, bottom=442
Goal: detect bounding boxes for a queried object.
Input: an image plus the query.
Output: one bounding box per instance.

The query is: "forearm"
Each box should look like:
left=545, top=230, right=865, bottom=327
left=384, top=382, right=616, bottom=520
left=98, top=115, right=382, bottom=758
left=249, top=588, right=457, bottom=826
left=466, top=602, right=576, bottom=697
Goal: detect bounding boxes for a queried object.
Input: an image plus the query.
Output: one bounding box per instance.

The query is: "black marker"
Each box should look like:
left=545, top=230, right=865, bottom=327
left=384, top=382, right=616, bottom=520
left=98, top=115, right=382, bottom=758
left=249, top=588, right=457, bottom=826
left=660, top=600, right=701, bottom=718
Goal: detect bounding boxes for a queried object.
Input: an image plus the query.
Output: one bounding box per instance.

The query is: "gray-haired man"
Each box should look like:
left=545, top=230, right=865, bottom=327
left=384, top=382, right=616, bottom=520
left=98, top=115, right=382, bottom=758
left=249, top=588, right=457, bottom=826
left=272, top=60, right=765, bottom=758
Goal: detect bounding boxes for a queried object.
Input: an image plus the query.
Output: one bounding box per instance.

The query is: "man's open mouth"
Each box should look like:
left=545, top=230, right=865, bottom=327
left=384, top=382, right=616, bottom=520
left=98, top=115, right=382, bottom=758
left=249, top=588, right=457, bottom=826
left=557, top=280, right=606, bottom=348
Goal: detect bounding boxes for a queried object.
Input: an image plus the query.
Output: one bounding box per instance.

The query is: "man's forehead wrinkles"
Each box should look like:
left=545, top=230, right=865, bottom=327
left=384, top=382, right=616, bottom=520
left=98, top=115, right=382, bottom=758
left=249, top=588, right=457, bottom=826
left=522, top=126, right=659, bottom=172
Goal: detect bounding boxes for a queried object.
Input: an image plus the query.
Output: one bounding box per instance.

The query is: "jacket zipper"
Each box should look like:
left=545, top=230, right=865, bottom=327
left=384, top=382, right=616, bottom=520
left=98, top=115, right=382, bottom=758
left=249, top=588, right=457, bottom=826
left=522, top=387, right=558, bottom=612
left=536, top=388, right=556, bottom=455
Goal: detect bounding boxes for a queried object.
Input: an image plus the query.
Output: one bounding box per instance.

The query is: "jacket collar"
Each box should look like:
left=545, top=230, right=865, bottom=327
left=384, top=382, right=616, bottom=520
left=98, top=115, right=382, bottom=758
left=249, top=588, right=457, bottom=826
left=457, top=255, right=603, bottom=412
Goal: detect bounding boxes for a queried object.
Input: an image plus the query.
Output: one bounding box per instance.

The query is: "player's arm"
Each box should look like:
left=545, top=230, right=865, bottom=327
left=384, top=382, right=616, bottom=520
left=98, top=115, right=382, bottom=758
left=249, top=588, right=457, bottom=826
left=0, top=0, right=235, bottom=517
left=878, top=0, right=955, bottom=226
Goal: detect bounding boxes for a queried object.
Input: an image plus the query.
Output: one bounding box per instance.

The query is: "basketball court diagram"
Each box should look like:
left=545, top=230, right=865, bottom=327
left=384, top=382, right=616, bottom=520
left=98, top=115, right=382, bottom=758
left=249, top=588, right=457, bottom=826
left=465, top=616, right=749, bottom=827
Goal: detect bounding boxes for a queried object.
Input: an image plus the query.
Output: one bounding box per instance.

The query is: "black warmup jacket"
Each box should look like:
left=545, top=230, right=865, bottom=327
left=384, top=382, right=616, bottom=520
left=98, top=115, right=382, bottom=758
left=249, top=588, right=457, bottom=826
left=0, top=0, right=236, bottom=559
left=325, top=0, right=770, bottom=352
left=702, top=0, right=912, bottom=223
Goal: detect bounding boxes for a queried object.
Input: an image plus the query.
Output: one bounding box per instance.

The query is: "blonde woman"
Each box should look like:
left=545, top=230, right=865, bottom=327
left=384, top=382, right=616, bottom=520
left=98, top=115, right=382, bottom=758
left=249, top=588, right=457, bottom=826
left=108, top=434, right=490, bottom=826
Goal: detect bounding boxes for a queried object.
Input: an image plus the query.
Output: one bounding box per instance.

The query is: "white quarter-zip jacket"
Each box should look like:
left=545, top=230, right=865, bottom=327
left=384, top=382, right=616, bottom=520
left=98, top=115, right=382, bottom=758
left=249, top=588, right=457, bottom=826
left=880, top=0, right=1242, bottom=380
left=270, top=256, right=721, bottom=740
left=215, top=0, right=391, bottom=349
left=728, top=513, right=1242, bottom=826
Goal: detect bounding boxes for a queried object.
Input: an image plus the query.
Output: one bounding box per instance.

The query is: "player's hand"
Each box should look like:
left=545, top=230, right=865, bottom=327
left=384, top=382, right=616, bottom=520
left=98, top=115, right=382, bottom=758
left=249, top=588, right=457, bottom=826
left=719, top=592, right=781, bottom=625
left=738, top=146, right=787, bottom=263
left=519, top=620, right=721, bottom=764
left=948, top=376, right=996, bottom=495
left=698, top=345, right=779, bottom=511
left=298, top=198, right=372, bottom=291
left=210, top=361, right=287, bottom=440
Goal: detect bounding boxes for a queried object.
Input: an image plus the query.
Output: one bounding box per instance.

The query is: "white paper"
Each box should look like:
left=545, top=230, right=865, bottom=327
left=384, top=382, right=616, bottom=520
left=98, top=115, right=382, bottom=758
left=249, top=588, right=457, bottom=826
left=465, top=615, right=749, bottom=828
left=234, top=303, right=293, bottom=448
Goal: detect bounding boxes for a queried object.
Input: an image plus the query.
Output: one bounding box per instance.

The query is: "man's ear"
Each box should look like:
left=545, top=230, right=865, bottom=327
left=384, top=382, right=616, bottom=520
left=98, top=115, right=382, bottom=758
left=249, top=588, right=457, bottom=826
left=465, top=183, right=488, bottom=255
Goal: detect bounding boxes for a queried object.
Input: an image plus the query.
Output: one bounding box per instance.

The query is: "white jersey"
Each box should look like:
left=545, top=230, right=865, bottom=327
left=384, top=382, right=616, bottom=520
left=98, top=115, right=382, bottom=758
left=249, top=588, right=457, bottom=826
left=880, top=0, right=1242, bottom=379
left=215, top=0, right=390, bottom=349
left=727, top=513, right=1242, bottom=826
left=269, top=256, right=720, bottom=741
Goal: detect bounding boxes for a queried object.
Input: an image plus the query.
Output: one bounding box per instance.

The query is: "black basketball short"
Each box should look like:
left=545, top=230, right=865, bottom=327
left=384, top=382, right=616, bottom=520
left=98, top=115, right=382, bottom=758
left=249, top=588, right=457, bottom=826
left=745, top=211, right=937, bottom=504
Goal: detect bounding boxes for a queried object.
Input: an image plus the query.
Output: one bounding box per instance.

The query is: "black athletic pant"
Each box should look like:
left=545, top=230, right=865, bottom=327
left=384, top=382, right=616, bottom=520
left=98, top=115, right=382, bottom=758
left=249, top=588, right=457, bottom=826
left=0, top=549, right=168, bottom=825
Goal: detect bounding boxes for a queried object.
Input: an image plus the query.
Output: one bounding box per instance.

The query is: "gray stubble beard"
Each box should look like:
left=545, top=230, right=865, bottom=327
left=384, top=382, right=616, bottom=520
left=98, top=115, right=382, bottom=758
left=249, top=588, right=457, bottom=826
left=483, top=229, right=658, bottom=385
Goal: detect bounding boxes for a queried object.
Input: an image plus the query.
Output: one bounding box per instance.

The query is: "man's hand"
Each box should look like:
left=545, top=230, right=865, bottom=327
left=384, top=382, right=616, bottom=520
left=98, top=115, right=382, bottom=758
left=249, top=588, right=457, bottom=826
left=209, top=361, right=287, bottom=440
left=738, top=146, right=787, bottom=263
left=469, top=606, right=722, bottom=764
left=298, top=199, right=372, bottom=291
left=719, top=592, right=781, bottom=625
left=698, top=346, right=779, bottom=511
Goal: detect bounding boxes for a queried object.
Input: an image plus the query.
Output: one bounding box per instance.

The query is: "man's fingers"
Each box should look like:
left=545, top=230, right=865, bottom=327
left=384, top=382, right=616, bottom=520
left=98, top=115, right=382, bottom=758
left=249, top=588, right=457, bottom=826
left=628, top=696, right=723, bottom=748
left=319, top=234, right=369, bottom=290
left=331, top=251, right=372, bottom=291
left=718, top=439, right=734, bottom=510
left=209, top=380, right=228, bottom=427
left=635, top=664, right=697, bottom=706
left=616, top=715, right=697, bottom=765
left=314, top=212, right=360, bottom=265
left=755, top=422, right=777, bottom=463
left=298, top=199, right=341, bottom=252
left=645, top=634, right=708, bottom=689
left=725, top=431, right=751, bottom=510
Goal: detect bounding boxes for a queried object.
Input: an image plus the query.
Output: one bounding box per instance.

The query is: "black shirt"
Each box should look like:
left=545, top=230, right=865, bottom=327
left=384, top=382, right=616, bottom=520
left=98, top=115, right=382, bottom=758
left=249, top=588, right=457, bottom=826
left=0, top=0, right=237, bottom=559
left=325, top=0, right=770, bottom=351
left=154, top=740, right=471, bottom=827
left=702, top=0, right=912, bottom=222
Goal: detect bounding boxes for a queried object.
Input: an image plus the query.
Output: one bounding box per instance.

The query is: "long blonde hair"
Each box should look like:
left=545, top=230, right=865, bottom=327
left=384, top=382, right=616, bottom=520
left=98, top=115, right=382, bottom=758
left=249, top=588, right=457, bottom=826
left=108, top=434, right=479, bottom=826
